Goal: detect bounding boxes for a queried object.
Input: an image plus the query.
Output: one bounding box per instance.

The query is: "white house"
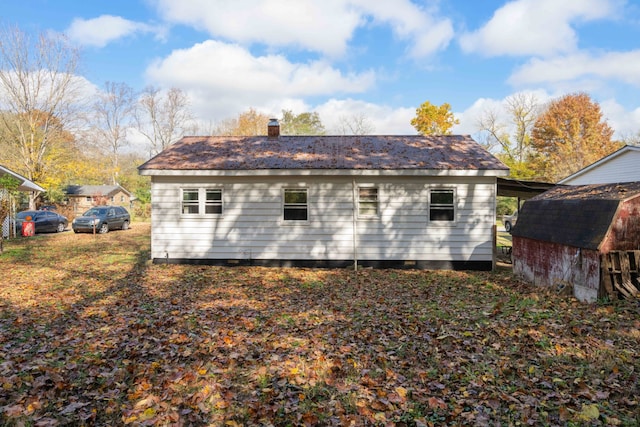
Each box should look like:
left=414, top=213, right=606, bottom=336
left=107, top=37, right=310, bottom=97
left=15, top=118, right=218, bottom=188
left=64, top=184, right=134, bottom=214
left=559, top=145, right=640, bottom=185
left=138, top=121, right=509, bottom=270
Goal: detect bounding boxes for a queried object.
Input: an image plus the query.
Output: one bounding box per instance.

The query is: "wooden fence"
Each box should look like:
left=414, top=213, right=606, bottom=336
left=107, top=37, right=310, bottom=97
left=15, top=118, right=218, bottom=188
left=601, top=250, right=640, bottom=299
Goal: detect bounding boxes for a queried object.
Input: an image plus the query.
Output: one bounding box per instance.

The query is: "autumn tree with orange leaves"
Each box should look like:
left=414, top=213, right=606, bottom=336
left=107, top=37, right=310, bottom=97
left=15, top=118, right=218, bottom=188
left=531, top=93, right=620, bottom=182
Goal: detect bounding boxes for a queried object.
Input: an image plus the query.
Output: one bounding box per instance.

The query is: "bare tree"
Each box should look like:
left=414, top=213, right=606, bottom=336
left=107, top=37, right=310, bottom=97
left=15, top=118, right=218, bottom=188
left=193, top=119, right=218, bottom=136
left=477, top=93, right=539, bottom=160
left=336, top=113, right=375, bottom=135
left=211, top=117, right=239, bottom=136
left=505, top=93, right=539, bottom=162
left=619, top=130, right=640, bottom=146
left=0, top=26, right=82, bottom=208
left=91, top=82, right=136, bottom=184
left=476, top=108, right=510, bottom=154
left=136, top=86, right=195, bottom=155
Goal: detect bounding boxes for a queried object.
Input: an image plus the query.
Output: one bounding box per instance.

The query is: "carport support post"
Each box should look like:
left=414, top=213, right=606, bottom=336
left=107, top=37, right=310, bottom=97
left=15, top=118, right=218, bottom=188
left=492, top=224, right=496, bottom=271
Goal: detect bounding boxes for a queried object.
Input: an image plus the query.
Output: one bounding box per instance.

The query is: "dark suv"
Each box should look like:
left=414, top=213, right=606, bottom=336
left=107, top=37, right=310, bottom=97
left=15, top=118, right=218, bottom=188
left=72, top=206, right=130, bottom=234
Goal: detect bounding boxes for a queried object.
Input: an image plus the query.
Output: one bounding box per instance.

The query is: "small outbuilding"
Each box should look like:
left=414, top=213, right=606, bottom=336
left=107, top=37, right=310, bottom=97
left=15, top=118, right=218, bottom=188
left=512, top=182, right=640, bottom=302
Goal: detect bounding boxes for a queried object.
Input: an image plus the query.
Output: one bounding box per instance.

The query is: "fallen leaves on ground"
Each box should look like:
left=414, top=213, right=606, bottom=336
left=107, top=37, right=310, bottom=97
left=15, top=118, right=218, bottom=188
left=0, top=224, right=639, bottom=426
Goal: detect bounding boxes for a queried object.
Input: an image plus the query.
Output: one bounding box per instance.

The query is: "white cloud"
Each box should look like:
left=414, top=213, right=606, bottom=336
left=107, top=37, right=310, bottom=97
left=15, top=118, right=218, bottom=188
left=66, top=15, right=165, bottom=47
left=315, top=98, right=415, bottom=134
left=459, top=0, right=621, bottom=57
left=509, top=50, right=640, bottom=87
left=151, top=0, right=452, bottom=57
left=145, top=40, right=376, bottom=122
left=347, top=0, right=453, bottom=58
left=600, top=98, right=640, bottom=139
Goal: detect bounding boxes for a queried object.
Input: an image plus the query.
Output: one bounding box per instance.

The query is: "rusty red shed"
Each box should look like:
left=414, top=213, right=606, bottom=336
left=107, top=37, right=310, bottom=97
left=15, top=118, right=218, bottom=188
left=512, top=182, right=640, bottom=302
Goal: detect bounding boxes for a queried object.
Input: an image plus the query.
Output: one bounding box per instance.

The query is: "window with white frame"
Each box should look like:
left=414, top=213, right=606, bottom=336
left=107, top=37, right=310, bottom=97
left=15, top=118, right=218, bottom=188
left=283, top=188, right=308, bottom=221
left=205, top=189, right=222, bottom=214
left=429, top=188, right=455, bottom=222
left=181, top=188, right=223, bottom=215
left=358, top=186, right=379, bottom=217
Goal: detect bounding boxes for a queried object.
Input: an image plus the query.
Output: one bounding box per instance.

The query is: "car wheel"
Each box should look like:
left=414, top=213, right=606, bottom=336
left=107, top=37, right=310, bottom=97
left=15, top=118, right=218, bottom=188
left=57, top=223, right=65, bottom=232
left=121, top=220, right=129, bottom=230
left=74, top=229, right=80, bottom=233
left=98, top=223, right=109, bottom=234
left=504, top=221, right=512, bottom=232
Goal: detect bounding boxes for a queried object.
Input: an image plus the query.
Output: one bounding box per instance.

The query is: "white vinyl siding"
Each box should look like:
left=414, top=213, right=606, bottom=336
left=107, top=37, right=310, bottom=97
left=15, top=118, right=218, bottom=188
left=150, top=176, right=496, bottom=262
left=560, top=149, right=640, bottom=185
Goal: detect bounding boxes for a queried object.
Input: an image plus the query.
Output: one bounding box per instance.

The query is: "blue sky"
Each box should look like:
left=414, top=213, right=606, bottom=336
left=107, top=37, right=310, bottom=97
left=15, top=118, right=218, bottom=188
left=4, top=0, right=640, bottom=139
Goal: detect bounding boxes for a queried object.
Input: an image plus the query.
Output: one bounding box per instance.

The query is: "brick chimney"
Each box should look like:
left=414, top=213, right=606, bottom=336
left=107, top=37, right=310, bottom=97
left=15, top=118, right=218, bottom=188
left=268, top=118, right=280, bottom=139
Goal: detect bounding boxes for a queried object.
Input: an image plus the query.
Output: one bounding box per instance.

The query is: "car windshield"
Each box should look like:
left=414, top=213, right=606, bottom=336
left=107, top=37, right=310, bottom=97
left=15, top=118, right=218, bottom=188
left=16, top=212, right=36, bottom=219
left=84, top=208, right=108, bottom=216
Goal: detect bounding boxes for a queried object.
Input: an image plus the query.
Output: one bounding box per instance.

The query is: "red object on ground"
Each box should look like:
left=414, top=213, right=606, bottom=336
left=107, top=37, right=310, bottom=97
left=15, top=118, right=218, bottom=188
left=21, top=220, right=35, bottom=237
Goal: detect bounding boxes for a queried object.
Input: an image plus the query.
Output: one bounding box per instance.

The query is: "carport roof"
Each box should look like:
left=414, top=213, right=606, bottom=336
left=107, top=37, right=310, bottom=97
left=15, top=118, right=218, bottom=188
left=497, top=177, right=558, bottom=200
left=0, top=165, right=45, bottom=192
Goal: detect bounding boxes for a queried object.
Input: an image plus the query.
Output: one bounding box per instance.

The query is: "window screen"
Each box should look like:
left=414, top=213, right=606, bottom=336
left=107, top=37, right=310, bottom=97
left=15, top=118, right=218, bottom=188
left=429, top=189, right=455, bottom=221
left=358, top=187, right=379, bottom=217
left=182, top=189, right=200, bottom=214
left=284, top=189, right=308, bottom=221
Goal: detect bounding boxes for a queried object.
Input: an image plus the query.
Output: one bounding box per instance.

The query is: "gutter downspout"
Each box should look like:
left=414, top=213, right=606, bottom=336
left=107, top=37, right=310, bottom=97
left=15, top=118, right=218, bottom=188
left=352, top=178, right=358, bottom=272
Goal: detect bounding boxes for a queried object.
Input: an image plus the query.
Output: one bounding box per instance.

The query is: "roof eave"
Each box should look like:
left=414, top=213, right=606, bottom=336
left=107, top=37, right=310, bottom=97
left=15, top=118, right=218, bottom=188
left=138, top=168, right=510, bottom=177
left=0, top=165, right=45, bottom=192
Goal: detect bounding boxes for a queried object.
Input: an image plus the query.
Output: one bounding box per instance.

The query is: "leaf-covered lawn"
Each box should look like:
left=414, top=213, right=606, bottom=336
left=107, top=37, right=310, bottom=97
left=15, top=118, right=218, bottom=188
left=1, top=224, right=638, bottom=426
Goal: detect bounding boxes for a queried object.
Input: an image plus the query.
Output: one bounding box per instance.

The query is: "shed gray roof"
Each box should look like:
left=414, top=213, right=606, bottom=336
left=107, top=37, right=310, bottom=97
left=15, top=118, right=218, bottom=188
left=65, top=185, right=132, bottom=197
left=512, top=182, right=640, bottom=250
left=138, top=135, right=508, bottom=172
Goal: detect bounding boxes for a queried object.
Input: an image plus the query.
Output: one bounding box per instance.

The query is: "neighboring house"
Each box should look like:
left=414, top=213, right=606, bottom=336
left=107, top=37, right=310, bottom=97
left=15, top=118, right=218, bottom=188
left=65, top=185, right=133, bottom=214
left=138, top=120, right=509, bottom=269
left=559, top=145, right=640, bottom=185
left=512, top=182, right=640, bottom=302
left=1, top=165, right=45, bottom=238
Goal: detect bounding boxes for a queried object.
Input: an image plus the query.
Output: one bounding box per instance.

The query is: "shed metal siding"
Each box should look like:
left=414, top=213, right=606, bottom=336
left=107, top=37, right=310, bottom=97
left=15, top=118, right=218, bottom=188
left=149, top=175, right=496, bottom=265
left=600, top=196, right=640, bottom=252
left=512, top=182, right=640, bottom=301
left=512, top=237, right=601, bottom=302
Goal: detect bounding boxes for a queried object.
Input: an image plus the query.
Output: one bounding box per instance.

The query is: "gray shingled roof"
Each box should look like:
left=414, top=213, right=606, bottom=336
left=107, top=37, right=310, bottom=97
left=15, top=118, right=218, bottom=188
left=65, top=185, right=131, bottom=197
left=512, top=182, right=640, bottom=250
left=138, top=135, right=508, bottom=172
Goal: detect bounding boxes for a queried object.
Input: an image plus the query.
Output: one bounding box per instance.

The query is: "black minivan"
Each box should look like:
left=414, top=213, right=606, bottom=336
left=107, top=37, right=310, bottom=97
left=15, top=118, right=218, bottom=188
left=72, top=206, right=130, bottom=234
